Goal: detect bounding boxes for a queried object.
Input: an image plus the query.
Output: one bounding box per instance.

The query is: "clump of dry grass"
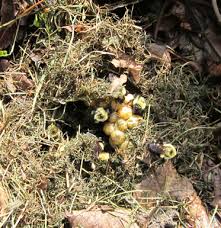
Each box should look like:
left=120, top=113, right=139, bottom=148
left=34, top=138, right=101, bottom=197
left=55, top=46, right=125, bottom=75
left=0, top=1, right=149, bottom=225
left=140, top=62, right=216, bottom=202
left=36, top=2, right=148, bottom=106
left=0, top=0, right=219, bottom=227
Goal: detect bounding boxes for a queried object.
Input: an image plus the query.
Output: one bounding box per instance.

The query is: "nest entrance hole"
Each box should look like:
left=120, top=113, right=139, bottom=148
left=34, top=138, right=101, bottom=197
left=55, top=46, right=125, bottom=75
left=51, top=101, right=113, bottom=150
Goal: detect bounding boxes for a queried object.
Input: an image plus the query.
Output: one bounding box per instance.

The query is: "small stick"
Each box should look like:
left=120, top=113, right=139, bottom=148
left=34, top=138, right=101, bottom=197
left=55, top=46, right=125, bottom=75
left=0, top=0, right=45, bottom=29
left=212, top=0, right=221, bottom=25
left=154, top=0, right=169, bottom=40
left=142, top=104, right=151, bottom=146
left=19, top=0, right=45, bottom=17
left=31, top=73, right=47, bottom=115
left=103, top=0, right=144, bottom=11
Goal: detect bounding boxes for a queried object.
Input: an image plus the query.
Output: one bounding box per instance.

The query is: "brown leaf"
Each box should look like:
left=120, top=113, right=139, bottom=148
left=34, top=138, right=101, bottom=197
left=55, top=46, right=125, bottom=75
left=0, top=59, right=9, bottom=72
left=30, top=52, right=43, bottom=65
left=108, top=73, right=127, bottom=94
left=4, top=75, right=16, bottom=93
left=62, top=25, right=75, bottom=32
left=65, top=207, right=142, bottom=228
left=14, top=0, right=30, bottom=15
left=147, top=43, right=171, bottom=70
left=37, top=177, right=48, bottom=191
left=14, top=74, right=34, bottom=90
left=4, top=73, right=34, bottom=92
left=111, top=56, right=143, bottom=83
left=128, top=65, right=143, bottom=84
left=180, top=22, right=192, bottom=31
left=29, top=48, right=49, bottom=67
left=63, top=24, right=88, bottom=33
left=134, top=161, right=217, bottom=227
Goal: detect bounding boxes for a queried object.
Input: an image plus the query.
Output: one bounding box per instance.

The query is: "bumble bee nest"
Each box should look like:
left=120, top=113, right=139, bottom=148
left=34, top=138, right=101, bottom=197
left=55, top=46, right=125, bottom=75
left=93, top=92, right=148, bottom=160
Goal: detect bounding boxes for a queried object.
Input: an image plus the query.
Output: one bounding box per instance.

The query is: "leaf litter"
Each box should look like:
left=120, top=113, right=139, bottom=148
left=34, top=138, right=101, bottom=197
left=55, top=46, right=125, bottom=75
left=134, top=161, right=219, bottom=227
left=0, top=0, right=221, bottom=227
left=65, top=206, right=144, bottom=228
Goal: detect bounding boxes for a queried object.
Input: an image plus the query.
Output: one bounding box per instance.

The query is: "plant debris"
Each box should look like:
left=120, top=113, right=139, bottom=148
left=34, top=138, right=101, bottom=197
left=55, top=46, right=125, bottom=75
left=108, top=73, right=127, bottom=94
left=134, top=161, right=219, bottom=227
left=4, top=72, right=34, bottom=93
left=111, top=56, right=143, bottom=83
left=0, top=0, right=221, bottom=226
left=65, top=206, right=147, bottom=228
left=147, top=43, right=171, bottom=70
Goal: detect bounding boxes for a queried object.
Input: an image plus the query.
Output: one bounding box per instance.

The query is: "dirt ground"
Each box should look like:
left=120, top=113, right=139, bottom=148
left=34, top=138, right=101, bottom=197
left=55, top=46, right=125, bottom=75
left=0, top=0, right=221, bottom=227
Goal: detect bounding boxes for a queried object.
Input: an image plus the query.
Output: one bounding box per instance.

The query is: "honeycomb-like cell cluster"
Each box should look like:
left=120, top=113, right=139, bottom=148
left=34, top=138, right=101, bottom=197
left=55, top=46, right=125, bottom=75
left=102, top=94, right=145, bottom=152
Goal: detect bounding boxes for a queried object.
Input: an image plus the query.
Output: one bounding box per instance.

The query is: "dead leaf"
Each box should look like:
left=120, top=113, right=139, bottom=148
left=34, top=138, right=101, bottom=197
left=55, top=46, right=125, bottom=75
left=4, top=73, right=34, bottom=92
left=62, top=24, right=88, bottom=33
left=0, top=185, right=8, bottom=215
left=0, top=0, right=31, bottom=51
left=134, top=161, right=218, bottom=228
left=65, top=207, right=144, bottom=228
left=108, top=73, right=127, bottom=94
left=37, top=177, right=48, bottom=191
left=30, top=52, right=43, bottom=65
left=4, top=75, right=16, bottom=93
left=111, top=56, right=143, bottom=83
left=14, top=74, right=34, bottom=90
left=147, top=43, right=171, bottom=70
left=62, top=25, right=75, bottom=32
left=0, top=59, right=9, bottom=72
left=14, top=0, right=30, bottom=15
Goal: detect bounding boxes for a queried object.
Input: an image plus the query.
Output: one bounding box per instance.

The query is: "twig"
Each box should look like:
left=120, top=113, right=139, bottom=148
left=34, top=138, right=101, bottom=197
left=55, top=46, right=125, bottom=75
left=142, top=104, right=151, bottom=145
left=154, top=0, right=169, bottom=40
left=31, top=73, right=47, bottom=115
left=102, top=0, right=144, bottom=11
left=62, top=17, right=76, bottom=68
left=212, top=0, right=221, bottom=25
left=0, top=0, right=45, bottom=29
left=38, top=190, right=47, bottom=228
left=209, top=205, right=219, bottom=227
left=20, top=0, right=45, bottom=17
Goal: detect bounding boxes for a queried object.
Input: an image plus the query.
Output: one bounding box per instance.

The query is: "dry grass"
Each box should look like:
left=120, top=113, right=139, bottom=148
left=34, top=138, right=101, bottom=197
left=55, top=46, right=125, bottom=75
left=0, top=0, right=220, bottom=227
